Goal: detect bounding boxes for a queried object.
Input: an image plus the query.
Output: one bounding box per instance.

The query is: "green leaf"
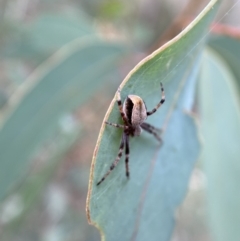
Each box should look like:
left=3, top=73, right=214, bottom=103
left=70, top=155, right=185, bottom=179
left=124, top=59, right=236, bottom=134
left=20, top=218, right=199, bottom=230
left=199, top=49, right=240, bottom=241
left=0, top=39, right=126, bottom=201
left=87, top=1, right=220, bottom=240
left=2, top=126, right=80, bottom=230
left=1, top=13, right=95, bottom=62
left=27, top=13, right=95, bottom=53
left=208, top=35, right=240, bottom=90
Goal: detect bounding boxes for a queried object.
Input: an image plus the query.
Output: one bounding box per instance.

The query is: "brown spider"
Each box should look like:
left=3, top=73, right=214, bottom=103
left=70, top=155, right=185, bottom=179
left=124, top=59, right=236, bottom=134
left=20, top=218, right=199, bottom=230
left=97, top=83, right=165, bottom=186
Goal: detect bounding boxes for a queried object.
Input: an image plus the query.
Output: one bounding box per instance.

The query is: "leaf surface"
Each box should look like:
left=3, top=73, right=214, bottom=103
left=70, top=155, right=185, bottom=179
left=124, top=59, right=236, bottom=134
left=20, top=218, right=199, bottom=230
left=27, top=13, right=94, bottom=53
left=1, top=13, right=95, bottom=61
left=208, top=35, right=240, bottom=90
left=199, top=48, right=240, bottom=241
left=0, top=39, right=126, bottom=201
left=87, top=1, right=220, bottom=240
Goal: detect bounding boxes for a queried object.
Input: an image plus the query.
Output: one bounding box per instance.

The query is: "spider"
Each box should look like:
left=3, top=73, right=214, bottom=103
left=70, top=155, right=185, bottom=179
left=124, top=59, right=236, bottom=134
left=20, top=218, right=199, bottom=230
left=96, top=82, right=165, bottom=186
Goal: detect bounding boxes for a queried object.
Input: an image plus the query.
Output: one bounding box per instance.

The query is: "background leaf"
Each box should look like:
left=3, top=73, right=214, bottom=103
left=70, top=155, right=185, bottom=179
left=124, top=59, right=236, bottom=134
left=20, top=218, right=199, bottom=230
left=87, top=1, right=220, bottom=240
left=199, top=48, right=240, bottom=241
left=0, top=39, right=126, bottom=201
left=26, top=13, right=95, bottom=53
left=0, top=12, right=95, bottom=63
left=208, top=35, right=240, bottom=90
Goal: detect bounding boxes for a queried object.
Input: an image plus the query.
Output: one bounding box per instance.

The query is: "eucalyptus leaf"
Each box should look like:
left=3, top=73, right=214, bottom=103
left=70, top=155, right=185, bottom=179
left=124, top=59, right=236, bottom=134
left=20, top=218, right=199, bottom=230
left=27, top=13, right=95, bottom=53
left=2, top=127, right=80, bottom=232
left=208, top=35, right=240, bottom=90
left=0, top=39, right=126, bottom=201
left=87, top=1, right=220, bottom=240
left=199, top=49, right=240, bottom=241
left=1, top=13, right=95, bottom=62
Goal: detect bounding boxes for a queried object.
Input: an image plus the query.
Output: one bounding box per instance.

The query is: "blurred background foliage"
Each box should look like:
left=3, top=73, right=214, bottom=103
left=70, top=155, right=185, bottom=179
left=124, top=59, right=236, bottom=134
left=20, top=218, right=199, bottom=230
left=0, top=0, right=239, bottom=241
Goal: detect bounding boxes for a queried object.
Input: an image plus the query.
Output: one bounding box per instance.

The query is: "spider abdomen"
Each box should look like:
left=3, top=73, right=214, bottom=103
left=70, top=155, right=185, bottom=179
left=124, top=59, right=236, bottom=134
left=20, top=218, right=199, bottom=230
left=123, top=95, right=147, bottom=126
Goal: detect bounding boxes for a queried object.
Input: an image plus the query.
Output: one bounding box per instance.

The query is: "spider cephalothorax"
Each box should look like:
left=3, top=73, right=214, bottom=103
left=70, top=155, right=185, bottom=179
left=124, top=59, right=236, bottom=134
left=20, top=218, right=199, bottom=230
left=97, top=83, right=165, bottom=186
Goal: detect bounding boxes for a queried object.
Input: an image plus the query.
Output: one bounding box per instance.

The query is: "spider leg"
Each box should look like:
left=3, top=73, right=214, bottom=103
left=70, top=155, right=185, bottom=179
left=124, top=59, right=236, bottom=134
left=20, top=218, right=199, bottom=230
left=141, top=122, right=162, bottom=133
left=117, top=87, right=130, bottom=125
left=105, top=121, right=124, bottom=129
left=141, top=123, right=163, bottom=144
left=147, top=82, right=165, bottom=116
left=97, top=134, right=125, bottom=186
left=125, top=134, right=130, bottom=178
